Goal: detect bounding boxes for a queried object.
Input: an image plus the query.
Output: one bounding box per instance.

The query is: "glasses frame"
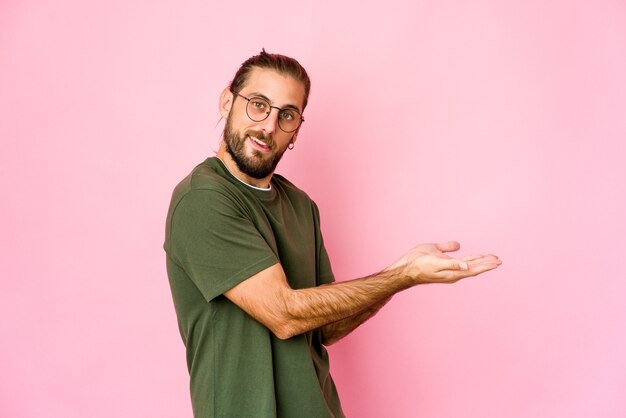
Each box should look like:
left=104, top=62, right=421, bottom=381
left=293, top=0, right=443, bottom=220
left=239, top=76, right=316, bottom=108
left=232, top=91, right=304, bottom=133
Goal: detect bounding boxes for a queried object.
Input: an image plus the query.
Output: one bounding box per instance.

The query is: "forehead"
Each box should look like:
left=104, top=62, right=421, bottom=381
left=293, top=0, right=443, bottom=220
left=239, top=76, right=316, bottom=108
left=240, top=67, right=306, bottom=111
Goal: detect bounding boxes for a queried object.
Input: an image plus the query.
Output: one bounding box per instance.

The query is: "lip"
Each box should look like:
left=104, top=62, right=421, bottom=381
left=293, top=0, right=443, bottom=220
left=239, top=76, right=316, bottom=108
left=247, top=135, right=272, bottom=153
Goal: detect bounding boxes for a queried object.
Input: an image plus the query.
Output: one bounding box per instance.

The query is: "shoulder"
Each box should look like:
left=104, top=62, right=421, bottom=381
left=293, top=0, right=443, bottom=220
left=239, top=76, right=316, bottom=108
left=166, top=159, right=248, bottom=225
left=272, top=173, right=313, bottom=203
left=271, top=173, right=322, bottom=217
left=173, top=158, right=230, bottom=193
left=170, top=159, right=241, bottom=204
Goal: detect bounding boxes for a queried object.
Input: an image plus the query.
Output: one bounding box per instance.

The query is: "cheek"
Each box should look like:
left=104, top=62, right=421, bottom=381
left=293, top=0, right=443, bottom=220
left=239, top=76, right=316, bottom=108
left=275, top=133, right=296, bottom=149
left=228, top=114, right=253, bottom=135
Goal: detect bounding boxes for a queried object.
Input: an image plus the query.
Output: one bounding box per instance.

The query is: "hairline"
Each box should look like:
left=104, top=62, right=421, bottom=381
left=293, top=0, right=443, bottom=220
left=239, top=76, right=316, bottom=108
left=236, top=67, right=306, bottom=113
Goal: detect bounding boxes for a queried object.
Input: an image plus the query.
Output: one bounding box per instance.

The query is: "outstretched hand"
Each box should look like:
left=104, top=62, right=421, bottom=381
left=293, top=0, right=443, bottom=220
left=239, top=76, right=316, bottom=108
left=388, top=241, right=502, bottom=284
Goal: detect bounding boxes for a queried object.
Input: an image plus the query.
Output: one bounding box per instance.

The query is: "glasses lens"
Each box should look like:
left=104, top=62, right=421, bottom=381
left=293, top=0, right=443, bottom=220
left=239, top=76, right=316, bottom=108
left=242, top=94, right=302, bottom=132
left=246, top=97, right=270, bottom=122
left=277, top=109, right=301, bottom=133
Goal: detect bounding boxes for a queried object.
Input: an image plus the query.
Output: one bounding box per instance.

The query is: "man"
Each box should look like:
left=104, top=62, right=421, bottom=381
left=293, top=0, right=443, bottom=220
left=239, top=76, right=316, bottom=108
left=164, top=50, right=501, bottom=417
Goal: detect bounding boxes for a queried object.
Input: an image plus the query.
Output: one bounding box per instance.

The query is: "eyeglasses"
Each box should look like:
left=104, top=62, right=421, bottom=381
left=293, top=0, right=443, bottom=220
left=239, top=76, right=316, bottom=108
left=232, top=91, right=304, bottom=133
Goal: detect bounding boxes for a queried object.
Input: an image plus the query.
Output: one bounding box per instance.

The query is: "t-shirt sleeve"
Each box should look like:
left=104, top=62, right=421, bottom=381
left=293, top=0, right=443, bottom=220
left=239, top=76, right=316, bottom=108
left=167, top=188, right=279, bottom=302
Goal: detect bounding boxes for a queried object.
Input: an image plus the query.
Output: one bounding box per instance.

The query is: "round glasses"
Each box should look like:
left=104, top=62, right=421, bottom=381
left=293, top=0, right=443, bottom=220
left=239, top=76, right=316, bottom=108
left=232, top=91, right=304, bottom=133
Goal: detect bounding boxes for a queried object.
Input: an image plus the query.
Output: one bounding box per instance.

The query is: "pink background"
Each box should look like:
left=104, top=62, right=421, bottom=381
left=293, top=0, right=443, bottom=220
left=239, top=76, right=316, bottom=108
left=2, top=1, right=625, bottom=417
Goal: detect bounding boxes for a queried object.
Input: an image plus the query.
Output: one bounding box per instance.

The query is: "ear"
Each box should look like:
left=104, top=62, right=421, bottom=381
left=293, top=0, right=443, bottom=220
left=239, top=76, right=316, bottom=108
left=219, top=88, right=234, bottom=119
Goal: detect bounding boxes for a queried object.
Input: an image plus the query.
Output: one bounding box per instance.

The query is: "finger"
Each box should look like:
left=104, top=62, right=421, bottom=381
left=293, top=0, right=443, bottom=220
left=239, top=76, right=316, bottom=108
left=435, top=258, right=501, bottom=282
left=467, top=260, right=502, bottom=274
left=435, top=241, right=460, bottom=253
left=461, top=254, right=484, bottom=262
left=436, top=257, right=468, bottom=272
left=466, top=255, right=501, bottom=267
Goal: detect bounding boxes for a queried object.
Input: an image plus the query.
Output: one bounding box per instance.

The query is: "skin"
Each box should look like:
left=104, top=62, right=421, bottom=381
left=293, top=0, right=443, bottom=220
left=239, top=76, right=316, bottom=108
left=217, top=67, right=303, bottom=188
left=217, top=67, right=503, bottom=344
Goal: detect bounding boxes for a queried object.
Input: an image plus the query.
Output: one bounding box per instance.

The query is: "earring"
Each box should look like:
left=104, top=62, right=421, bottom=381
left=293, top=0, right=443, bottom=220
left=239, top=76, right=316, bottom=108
left=288, top=142, right=295, bottom=150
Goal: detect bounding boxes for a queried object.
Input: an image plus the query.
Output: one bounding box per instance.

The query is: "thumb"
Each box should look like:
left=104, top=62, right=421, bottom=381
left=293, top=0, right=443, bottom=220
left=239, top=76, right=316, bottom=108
left=436, top=241, right=461, bottom=253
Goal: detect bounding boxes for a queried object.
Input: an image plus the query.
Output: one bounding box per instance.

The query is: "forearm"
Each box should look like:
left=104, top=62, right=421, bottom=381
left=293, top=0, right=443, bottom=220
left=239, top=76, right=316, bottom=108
left=279, top=269, right=412, bottom=339
left=320, top=296, right=392, bottom=346
left=225, top=243, right=501, bottom=340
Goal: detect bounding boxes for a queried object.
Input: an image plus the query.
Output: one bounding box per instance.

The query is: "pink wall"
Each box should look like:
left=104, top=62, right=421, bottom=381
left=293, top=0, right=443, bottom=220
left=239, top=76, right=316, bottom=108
left=2, top=1, right=625, bottom=417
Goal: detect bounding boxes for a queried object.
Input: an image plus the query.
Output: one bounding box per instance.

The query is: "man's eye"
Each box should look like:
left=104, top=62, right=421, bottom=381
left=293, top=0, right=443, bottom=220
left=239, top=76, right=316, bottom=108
left=252, top=100, right=266, bottom=110
left=279, top=111, right=295, bottom=121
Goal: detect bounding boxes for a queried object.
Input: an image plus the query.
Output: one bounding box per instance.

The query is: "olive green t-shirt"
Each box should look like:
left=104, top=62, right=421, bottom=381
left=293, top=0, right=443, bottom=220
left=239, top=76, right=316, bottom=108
left=164, top=157, right=345, bottom=417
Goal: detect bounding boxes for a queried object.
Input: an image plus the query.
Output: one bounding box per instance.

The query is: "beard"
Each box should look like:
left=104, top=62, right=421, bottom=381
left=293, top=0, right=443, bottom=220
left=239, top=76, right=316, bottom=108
left=223, top=115, right=289, bottom=180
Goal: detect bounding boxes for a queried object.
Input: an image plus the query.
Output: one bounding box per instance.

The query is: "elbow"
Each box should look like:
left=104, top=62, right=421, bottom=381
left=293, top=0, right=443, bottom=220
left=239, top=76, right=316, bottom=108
left=271, top=320, right=299, bottom=340
left=273, top=329, right=295, bottom=340
left=269, top=290, right=301, bottom=340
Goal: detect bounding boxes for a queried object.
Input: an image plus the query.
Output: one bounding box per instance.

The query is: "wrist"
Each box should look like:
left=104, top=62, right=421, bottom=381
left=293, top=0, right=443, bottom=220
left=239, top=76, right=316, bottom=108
left=384, top=265, right=421, bottom=288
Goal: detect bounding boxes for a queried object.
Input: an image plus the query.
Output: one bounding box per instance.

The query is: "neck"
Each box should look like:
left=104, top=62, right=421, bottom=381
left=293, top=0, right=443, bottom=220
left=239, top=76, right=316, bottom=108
left=216, top=143, right=273, bottom=189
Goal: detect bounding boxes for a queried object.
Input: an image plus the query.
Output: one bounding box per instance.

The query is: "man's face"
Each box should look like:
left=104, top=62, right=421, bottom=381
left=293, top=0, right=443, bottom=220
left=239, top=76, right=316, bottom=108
left=223, top=67, right=306, bottom=180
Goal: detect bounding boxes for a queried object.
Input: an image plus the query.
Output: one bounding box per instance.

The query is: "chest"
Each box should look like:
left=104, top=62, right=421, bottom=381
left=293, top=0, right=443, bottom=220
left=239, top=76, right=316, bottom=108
left=251, top=201, right=318, bottom=289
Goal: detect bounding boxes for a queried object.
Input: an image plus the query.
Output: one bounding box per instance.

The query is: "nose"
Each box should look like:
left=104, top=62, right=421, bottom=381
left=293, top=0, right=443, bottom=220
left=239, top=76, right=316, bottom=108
left=258, top=107, right=280, bottom=134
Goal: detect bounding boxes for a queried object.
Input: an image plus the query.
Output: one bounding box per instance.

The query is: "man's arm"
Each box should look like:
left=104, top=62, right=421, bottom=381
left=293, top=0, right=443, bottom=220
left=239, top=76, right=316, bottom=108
left=316, top=251, right=494, bottom=345
left=224, top=241, right=501, bottom=340
left=319, top=296, right=391, bottom=346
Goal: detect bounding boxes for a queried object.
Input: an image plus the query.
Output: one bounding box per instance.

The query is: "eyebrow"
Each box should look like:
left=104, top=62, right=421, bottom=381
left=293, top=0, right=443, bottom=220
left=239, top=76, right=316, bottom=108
left=246, top=91, right=302, bottom=114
